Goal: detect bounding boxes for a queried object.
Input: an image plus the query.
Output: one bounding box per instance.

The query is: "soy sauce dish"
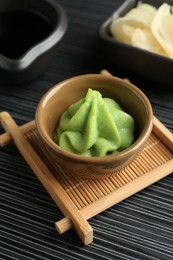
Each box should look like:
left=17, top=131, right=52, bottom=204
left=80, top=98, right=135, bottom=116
left=0, top=0, right=68, bottom=84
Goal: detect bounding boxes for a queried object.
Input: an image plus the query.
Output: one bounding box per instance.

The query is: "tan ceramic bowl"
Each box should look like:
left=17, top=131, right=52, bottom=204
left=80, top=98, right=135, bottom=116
left=35, top=74, right=153, bottom=179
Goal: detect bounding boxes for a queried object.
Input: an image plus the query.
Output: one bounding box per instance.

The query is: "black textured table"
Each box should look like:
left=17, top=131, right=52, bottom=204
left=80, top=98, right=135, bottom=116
left=0, top=1, right=173, bottom=259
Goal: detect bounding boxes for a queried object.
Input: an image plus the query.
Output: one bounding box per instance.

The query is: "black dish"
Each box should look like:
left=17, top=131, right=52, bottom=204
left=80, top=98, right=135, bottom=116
left=0, top=0, right=68, bottom=84
left=99, top=0, right=173, bottom=88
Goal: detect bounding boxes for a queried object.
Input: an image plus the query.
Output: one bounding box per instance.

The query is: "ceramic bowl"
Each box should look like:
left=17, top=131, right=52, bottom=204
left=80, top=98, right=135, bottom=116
left=0, top=0, right=68, bottom=85
left=35, top=74, right=153, bottom=179
left=99, top=0, right=173, bottom=88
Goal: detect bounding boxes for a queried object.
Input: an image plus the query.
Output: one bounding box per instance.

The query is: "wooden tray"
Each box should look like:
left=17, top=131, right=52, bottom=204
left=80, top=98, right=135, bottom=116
left=0, top=111, right=172, bottom=245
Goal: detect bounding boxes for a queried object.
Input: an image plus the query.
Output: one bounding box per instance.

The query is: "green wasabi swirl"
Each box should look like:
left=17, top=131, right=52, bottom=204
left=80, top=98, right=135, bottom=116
left=54, top=88, right=135, bottom=157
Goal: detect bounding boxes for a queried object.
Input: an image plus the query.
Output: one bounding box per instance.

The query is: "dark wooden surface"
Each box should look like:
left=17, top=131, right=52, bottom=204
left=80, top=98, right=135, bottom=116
left=0, top=1, right=173, bottom=259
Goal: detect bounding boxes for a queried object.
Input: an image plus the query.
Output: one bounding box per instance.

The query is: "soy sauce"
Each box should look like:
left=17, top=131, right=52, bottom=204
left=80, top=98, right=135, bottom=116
left=0, top=11, right=53, bottom=59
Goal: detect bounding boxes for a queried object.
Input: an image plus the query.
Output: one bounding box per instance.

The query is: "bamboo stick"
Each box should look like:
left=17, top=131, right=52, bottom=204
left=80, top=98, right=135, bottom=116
left=0, top=112, right=93, bottom=245
left=153, top=116, right=173, bottom=153
left=55, top=159, right=173, bottom=234
left=100, top=69, right=129, bottom=82
left=0, top=119, right=35, bottom=147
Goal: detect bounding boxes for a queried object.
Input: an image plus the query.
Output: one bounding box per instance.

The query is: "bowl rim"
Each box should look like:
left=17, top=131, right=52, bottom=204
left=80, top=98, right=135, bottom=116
left=0, top=0, right=68, bottom=71
left=36, top=74, right=153, bottom=165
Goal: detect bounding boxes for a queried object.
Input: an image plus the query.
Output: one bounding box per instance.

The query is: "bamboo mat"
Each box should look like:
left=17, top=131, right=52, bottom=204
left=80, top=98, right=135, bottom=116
left=0, top=112, right=172, bottom=245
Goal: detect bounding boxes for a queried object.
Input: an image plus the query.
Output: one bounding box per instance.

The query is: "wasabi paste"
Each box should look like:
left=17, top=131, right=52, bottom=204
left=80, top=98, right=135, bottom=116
left=54, top=88, right=135, bottom=157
